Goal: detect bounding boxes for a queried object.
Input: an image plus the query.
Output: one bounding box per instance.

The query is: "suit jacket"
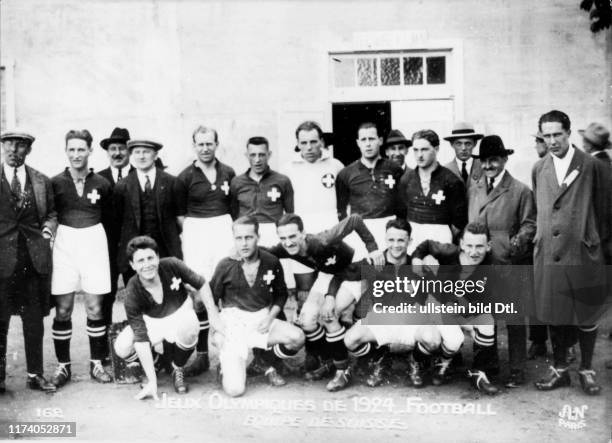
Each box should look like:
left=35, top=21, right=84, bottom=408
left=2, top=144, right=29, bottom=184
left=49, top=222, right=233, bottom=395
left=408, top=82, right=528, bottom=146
left=444, top=158, right=483, bottom=190
left=113, top=170, right=182, bottom=273
left=0, top=164, right=57, bottom=278
left=98, top=166, right=134, bottom=189
left=468, top=171, right=536, bottom=264
left=532, top=148, right=612, bottom=324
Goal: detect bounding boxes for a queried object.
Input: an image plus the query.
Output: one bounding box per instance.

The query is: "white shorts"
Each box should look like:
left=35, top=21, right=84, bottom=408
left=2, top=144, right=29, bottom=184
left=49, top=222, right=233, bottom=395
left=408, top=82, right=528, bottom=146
left=183, top=214, right=233, bottom=281
left=368, top=324, right=420, bottom=348
left=343, top=216, right=394, bottom=261
left=311, top=274, right=363, bottom=302
left=115, top=298, right=199, bottom=353
left=408, top=222, right=453, bottom=255
left=51, top=223, right=110, bottom=295
left=218, top=307, right=280, bottom=361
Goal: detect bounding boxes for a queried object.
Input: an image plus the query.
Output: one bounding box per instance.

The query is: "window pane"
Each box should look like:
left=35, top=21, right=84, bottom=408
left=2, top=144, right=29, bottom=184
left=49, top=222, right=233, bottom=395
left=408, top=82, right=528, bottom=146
left=403, top=57, right=423, bottom=85
left=357, top=58, right=377, bottom=86
left=334, top=57, right=355, bottom=87
left=381, top=58, right=400, bottom=86
left=426, top=56, right=446, bottom=84
left=0, top=68, right=6, bottom=130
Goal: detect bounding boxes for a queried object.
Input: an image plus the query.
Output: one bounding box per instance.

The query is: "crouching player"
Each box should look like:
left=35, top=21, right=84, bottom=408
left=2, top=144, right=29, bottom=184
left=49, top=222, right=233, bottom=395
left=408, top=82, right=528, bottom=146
left=345, top=219, right=439, bottom=388
left=411, top=222, right=498, bottom=395
left=209, top=216, right=305, bottom=397
left=114, top=236, right=212, bottom=399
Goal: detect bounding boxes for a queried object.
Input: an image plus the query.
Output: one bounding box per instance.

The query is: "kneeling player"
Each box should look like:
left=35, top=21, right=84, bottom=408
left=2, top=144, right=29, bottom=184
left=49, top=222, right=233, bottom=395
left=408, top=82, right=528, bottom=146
left=412, top=222, right=498, bottom=395
left=114, top=236, right=211, bottom=398
left=345, top=219, right=440, bottom=388
left=209, top=216, right=305, bottom=397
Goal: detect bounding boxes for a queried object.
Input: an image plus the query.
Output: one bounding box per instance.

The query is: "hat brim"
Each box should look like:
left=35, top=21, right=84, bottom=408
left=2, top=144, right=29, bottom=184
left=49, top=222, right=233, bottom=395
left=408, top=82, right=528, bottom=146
left=383, top=140, right=412, bottom=148
left=444, top=133, right=484, bottom=142
left=472, top=149, right=514, bottom=159
left=100, top=137, right=129, bottom=149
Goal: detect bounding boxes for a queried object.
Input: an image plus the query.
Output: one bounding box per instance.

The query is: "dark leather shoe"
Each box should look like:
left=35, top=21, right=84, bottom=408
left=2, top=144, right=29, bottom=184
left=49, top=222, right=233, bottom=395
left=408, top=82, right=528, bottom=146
left=265, top=368, right=287, bottom=387
left=172, top=366, right=188, bottom=394
left=365, top=357, right=389, bottom=387
left=184, top=352, right=210, bottom=377
left=527, top=342, right=547, bottom=360
left=577, top=370, right=601, bottom=395
left=408, top=357, right=425, bottom=388
left=326, top=368, right=352, bottom=392
left=431, top=357, right=452, bottom=386
left=153, top=352, right=172, bottom=375
left=534, top=366, right=570, bottom=391
left=504, top=369, right=525, bottom=388
left=51, top=363, right=71, bottom=388
left=90, top=360, right=112, bottom=383
left=468, top=370, right=499, bottom=395
left=304, top=359, right=334, bottom=381
left=27, top=374, right=56, bottom=392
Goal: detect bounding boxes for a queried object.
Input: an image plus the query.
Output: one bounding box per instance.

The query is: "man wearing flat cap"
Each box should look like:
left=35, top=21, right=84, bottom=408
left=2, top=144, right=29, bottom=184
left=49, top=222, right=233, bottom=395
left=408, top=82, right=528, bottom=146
left=384, top=129, right=412, bottom=171
left=98, top=127, right=133, bottom=341
left=113, top=139, right=182, bottom=285
left=0, top=131, right=57, bottom=393
left=443, top=122, right=484, bottom=190
left=468, top=135, right=536, bottom=388
left=579, top=122, right=612, bottom=165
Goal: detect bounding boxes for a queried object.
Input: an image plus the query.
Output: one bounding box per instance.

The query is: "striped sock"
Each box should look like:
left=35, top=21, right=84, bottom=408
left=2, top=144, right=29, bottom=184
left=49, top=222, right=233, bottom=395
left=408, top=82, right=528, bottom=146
left=273, top=343, right=299, bottom=359
left=52, top=319, right=72, bottom=364
left=349, top=342, right=372, bottom=358
left=196, top=311, right=209, bottom=353
left=474, top=330, right=495, bottom=348
left=87, top=318, right=108, bottom=360
left=326, top=326, right=348, bottom=370
left=304, top=324, right=326, bottom=359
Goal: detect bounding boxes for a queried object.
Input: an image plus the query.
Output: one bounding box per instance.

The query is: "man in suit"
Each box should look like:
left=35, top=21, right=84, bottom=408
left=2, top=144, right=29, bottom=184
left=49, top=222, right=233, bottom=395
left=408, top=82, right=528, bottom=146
left=97, top=127, right=132, bottom=336
left=0, top=130, right=57, bottom=393
left=383, top=129, right=412, bottom=171
left=468, top=135, right=536, bottom=388
left=532, top=110, right=612, bottom=395
left=443, top=122, right=484, bottom=190
left=114, top=139, right=182, bottom=285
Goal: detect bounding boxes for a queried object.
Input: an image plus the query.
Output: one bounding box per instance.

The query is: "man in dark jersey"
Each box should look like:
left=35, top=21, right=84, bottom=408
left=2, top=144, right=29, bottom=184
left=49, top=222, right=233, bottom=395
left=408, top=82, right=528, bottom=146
left=50, top=129, right=114, bottom=388
left=269, top=213, right=383, bottom=391
left=209, top=216, right=305, bottom=397
left=114, top=236, right=213, bottom=398
left=175, top=125, right=236, bottom=377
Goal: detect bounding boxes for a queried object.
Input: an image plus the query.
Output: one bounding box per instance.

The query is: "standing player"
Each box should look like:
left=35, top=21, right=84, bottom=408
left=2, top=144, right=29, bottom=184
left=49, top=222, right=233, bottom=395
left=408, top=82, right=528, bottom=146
left=97, top=127, right=132, bottom=341
left=50, top=129, right=113, bottom=387
left=209, top=216, right=305, bottom=396
left=383, top=129, right=412, bottom=171
left=114, top=236, right=212, bottom=398
left=336, top=122, right=404, bottom=259
left=230, top=136, right=294, bottom=246
left=399, top=129, right=467, bottom=253
left=1, top=130, right=57, bottom=393
left=281, top=121, right=344, bottom=233
left=345, top=219, right=438, bottom=389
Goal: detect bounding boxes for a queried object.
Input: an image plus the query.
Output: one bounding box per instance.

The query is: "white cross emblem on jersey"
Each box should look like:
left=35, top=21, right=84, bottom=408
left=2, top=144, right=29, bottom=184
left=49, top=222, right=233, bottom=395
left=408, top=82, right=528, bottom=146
left=325, top=255, right=337, bottom=266
left=267, top=187, right=281, bottom=202
left=384, top=174, right=395, bottom=189
left=263, top=269, right=275, bottom=285
left=432, top=190, right=446, bottom=205
left=170, top=277, right=182, bottom=291
left=87, top=189, right=101, bottom=204
left=321, top=173, right=335, bottom=188
left=221, top=181, right=230, bottom=195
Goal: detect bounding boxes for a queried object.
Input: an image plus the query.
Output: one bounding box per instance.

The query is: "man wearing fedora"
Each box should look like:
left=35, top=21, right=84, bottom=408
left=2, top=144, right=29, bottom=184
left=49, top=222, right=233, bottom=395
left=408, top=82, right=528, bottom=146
left=98, top=127, right=133, bottom=337
left=443, top=122, right=484, bottom=190
left=532, top=110, right=611, bottom=395
left=383, top=129, right=412, bottom=171
left=113, top=139, right=183, bottom=286
left=468, top=135, right=536, bottom=388
left=579, top=122, right=612, bottom=165
left=0, top=130, right=57, bottom=393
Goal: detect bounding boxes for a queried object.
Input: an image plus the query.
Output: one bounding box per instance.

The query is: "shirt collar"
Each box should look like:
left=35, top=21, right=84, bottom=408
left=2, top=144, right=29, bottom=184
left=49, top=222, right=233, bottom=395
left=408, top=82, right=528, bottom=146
left=456, top=157, right=473, bottom=171
left=3, top=163, right=25, bottom=179
left=551, top=144, right=575, bottom=163
left=136, top=167, right=156, bottom=183
left=359, top=156, right=382, bottom=169
left=489, top=169, right=506, bottom=188
left=194, top=158, right=218, bottom=171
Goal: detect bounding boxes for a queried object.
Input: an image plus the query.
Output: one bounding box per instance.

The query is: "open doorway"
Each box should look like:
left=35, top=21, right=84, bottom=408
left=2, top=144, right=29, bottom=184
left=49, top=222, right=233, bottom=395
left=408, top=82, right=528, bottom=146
left=331, top=101, right=391, bottom=166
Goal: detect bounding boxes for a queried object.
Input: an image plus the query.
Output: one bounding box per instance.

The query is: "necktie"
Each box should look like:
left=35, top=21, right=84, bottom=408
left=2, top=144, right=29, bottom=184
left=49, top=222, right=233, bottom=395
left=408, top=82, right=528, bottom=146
left=117, top=168, right=123, bottom=181
left=487, top=178, right=494, bottom=194
left=11, top=167, right=21, bottom=197
left=144, top=175, right=152, bottom=193
left=461, top=161, right=468, bottom=183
